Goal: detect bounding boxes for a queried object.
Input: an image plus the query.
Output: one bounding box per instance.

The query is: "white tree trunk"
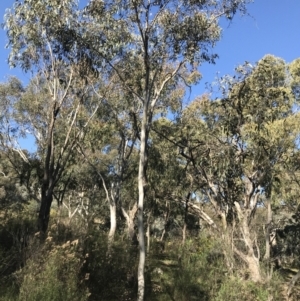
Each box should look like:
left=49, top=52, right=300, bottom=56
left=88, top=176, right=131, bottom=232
left=108, top=203, right=117, bottom=242
left=246, top=255, right=261, bottom=282
left=146, top=213, right=151, bottom=253
left=264, top=198, right=272, bottom=260
left=122, top=204, right=138, bottom=241
left=234, top=202, right=261, bottom=282
left=137, top=110, right=148, bottom=301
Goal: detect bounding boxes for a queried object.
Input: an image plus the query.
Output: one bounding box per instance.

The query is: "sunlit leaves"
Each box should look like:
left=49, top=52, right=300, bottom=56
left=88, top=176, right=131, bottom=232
left=179, top=55, right=300, bottom=224
left=289, top=58, right=300, bottom=101
left=4, top=0, right=79, bottom=71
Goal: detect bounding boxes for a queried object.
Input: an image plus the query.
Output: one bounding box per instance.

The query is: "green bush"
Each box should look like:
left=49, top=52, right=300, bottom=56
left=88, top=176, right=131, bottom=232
left=18, top=247, right=88, bottom=301
left=215, top=277, right=269, bottom=301
left=149, top=236, right=227, bottom=301
left=83, top=230, right=139, bottom=301
left=0, top=211, right=37, bottom=301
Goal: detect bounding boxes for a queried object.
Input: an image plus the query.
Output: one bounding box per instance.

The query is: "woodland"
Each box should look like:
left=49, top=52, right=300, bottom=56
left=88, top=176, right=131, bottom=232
left=1, top=0, right=300, bottom=300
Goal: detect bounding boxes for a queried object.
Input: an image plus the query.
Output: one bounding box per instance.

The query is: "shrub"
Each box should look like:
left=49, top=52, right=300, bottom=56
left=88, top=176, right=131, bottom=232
left=18, top=244, right=88, bottom=301
left=215, top=277, right=269, bottom=301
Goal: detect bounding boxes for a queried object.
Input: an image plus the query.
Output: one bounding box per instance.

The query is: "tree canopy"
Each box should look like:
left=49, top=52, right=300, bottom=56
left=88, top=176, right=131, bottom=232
left=3, top=1, right=300, bottom=301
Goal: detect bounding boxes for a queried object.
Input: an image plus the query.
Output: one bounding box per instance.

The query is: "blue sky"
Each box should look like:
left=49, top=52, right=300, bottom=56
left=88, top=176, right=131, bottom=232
left=1, top=1, right=299, bottom=88
left=0, top=0, right=300, bottom=150
left=196, top=0, right=300, bottom=96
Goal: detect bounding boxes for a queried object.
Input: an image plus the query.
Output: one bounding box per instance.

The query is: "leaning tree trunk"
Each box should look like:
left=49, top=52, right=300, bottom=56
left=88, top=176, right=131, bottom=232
left=106, top=199, right=117, bottom=257
left=108, top=182, right=119, bottom=243
left=108, top=201, right=117, bottom=241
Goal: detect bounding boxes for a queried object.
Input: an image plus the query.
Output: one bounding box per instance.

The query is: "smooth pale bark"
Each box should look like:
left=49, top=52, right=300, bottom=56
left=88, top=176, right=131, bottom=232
left=122, top=203, right=138, bottom=241
left=108, top=203, right=117, bottom=242
left=179, top=199, right=218, bottom=230
left=182, top=193, right=189, bottom=244
left=102, top=179, right=117, bottom=244
left=107, top=202, right=117, bottom=256
left=137, top=109, right=148, bottom=301
left=246, top=255, right=261, bottom=283
left=234, top=202, right=261, bottom=282
left=146, top=212, right=151, bottom=253
left=220, top=213, right=228, bottom=232
left=109, top=136, right=134, bottom=243
left=97, top=170, right=117, bottom=244
left=264, top=198, right=272, bottom=260
left=182, top=224, right=187, bottom=244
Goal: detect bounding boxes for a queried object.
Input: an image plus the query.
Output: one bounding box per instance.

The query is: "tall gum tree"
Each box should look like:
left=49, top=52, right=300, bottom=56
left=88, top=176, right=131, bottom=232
left=5, top=0, right=102, bottom=232
left=82, top=0, right=252, bottom=299
left=5, top=0, right=252, bottom=296
left=180, top=55, right=300, bottom=282
left=0, top=78, right=30, bottom=166
left=77, top=83, right=140, bottom=244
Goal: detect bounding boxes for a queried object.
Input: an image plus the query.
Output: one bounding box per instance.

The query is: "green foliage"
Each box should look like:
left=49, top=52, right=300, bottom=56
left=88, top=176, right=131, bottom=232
left=289, top=58, right=300, bottom=100
left=4, top=0, right=79, bottom=70
left=4, top=0, right=300, bottom=299
left=214, top=270, right=283, bottom=301
left=82, top=230, right=139, bottom=301
left=147, top=236, right=225, bottom=301
left=0, top=210, right=36, bottom=301
left=181, top=54, right=300, bottom=221
left=215, top=277, right=269, bottom=301
left=18, top=247, right=88, bottom=301
left=174, top=239, right=224, bottom=300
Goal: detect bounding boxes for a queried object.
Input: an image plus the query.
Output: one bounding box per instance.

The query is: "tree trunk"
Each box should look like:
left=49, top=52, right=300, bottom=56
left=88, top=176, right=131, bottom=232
left=137, top=109, right=148, bottom=301
left=38, top=192, right=53, bottom=233
left=264, top=198, right=272, bottom=260
left=234, top=202, right=261, bottom=282
left=146, top=212, right=151, bottom=253
left=246, top=255, right=261, bottom=282
left=182, top=223, right=187, bottom=244
left=122, top=203, right=138, bottom=241
left=146, top=221, right=150, bottom=254
left=182, top=193, right=190, bottom=244
left=108, top=202, right=117, bottom=242
left=38, top=110, right=55, bottom=234
left=234, top=244, right=261, bottom=282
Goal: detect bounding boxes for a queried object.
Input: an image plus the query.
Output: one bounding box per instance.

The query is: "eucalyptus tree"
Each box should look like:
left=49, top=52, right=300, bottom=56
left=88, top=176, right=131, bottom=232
left=147, top=117, right=193, bottom=244
left=0, top=150, right=30, bottom=211
left=0, top=78, right=29, bottom=162
left=5, top=0, right=102, bottom=232
left=0, top=77, right=44, bottom=210
left=5, top=0, right=252, bottom=296
left=76, top=88, right=140, bottom=243
left=180, top=55, right=300, bottom=281
left=104, top=97, right=139, bottom=243
left=82, top=1, right=251, bottom=298
left=17, top=73, right=102, bottom=232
